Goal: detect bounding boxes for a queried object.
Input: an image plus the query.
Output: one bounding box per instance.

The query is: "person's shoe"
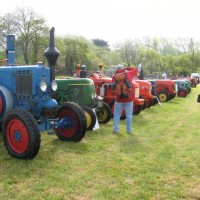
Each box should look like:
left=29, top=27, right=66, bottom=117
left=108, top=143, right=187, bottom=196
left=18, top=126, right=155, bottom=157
left=127, top=131, right=132, bottom=134
left=113, top=131, right=118, bottom=134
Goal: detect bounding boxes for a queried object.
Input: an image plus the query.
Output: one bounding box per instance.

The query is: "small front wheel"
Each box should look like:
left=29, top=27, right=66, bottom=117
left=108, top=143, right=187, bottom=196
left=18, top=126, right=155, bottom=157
left=158, top=92, right=168, bottom=102
left=178, top=90, right=187, bottom=97
left=81, top=106, right=96, bottom=130
left=96, top=102, right=112, bottom=124
left=133, top=105, right=142, bottom=115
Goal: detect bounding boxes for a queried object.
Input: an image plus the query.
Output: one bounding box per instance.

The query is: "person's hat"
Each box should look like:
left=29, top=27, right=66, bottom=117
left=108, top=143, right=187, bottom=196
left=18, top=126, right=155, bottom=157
left=116, top=67, right=124, bottom=74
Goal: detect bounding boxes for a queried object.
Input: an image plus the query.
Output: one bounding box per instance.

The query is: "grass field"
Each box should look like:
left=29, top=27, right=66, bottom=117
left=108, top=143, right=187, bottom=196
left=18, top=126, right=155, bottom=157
left=0, top=85, right=199, bottom=200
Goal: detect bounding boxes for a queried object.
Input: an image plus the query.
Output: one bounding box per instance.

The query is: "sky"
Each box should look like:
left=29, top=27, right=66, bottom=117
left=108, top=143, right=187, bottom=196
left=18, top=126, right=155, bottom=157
left=1, top=0, right=200, bottom=45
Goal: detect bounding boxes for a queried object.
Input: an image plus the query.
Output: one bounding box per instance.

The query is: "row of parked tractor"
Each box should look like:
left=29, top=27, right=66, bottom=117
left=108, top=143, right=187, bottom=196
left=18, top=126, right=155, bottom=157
left=0, top=28, right=196, bottom=160
left=54, top=68, right=195, bottom=131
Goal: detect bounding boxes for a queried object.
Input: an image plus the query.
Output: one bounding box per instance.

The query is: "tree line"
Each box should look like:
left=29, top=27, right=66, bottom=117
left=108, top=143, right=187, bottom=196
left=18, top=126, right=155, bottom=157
left=1, top=7, right=200, bottom=77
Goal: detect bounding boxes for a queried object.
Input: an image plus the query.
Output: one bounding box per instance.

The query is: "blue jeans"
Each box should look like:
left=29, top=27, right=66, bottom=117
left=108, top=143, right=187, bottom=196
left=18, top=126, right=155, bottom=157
left=113, top=101, right=133, bottom=133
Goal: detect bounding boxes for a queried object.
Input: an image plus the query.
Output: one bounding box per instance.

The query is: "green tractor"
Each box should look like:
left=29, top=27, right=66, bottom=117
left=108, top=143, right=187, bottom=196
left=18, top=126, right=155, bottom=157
left=53, top=78, right=112, bottom=130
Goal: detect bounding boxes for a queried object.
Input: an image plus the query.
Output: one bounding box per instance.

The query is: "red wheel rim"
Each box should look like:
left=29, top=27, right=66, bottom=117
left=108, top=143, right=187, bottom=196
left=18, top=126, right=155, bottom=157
left=179, top=91, right=185, bottom=97
left=7, top=119, right=29, bottom=153
left=58, top=109, right=78, bottom=137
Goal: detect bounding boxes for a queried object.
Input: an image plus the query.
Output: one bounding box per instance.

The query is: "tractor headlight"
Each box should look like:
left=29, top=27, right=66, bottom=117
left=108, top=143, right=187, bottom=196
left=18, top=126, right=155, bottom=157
left=40, top=81, right=47, bottom=92
left=51, top=80, right=57, bottom=91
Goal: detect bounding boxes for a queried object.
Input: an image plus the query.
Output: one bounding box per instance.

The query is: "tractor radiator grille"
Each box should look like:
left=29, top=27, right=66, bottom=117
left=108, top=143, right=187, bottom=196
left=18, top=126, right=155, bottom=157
left=16, top=71, right=32, bottom=95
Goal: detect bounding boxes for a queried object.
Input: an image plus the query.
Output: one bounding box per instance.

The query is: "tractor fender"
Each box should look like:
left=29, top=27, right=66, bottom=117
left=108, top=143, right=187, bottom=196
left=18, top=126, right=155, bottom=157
left=0, top=86, right=13, bottom=121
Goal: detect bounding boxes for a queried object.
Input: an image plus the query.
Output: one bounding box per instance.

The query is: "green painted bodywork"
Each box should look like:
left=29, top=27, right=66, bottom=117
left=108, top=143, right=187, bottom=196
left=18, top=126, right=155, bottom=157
left=54, top=78, right=96, bottom=107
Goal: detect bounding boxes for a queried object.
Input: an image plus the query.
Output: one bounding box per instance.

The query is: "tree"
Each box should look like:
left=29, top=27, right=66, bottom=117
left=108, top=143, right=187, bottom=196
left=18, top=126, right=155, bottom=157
left=0, top=13, right=18, bottom=49
left=188, top=38, right=194, bottom=53
left=0, top=7, right=49, bottom=64
left=119, top=40, right=138, bottom=67
left=14, top=7, right=48, bottom=64
left=62, top=37, right=89, bottom=73
left=30, top=27, right=49, bottom=64
left=92, top=39, right=109, bottom=48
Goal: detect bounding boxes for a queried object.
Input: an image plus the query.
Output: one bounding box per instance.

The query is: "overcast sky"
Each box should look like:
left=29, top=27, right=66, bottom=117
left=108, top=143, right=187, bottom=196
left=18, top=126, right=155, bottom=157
left=2, top=0, right=200, bottom=44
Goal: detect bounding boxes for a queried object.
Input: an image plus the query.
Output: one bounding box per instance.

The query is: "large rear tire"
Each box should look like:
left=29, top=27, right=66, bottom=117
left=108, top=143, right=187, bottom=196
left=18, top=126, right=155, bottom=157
left=54, top=102, right=87, bottom=142
left=2, top=109, right=41, bottom=159
left=81, top=106, right=96, bottom=130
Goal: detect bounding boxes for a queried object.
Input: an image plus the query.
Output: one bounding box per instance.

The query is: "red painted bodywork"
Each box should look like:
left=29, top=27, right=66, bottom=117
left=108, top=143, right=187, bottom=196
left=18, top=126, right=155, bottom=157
left=134, top=80, right=157, bottom=108
left=155, top=79, right=176, bottom=100
left=89, top=73, right=144, bottom=115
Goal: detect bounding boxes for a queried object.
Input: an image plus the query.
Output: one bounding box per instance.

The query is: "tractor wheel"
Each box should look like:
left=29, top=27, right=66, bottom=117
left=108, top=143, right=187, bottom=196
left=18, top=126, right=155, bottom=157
left=2, top=109, right=41, bottom=159
left=81, top=106, right=96, bottom=130
left=96, top=102, right=112, bottom=124
left=133, top=105, right=142, bottom=115
left=140, top=96, right=146, bottom=110
left=145, top=98, right=153, bottom=108
left=178, top=90, right=187, bottom=97
left=151, top=98, right=156, bottom=106
left=158, top=92, right=168, bottom=102
left=54, top=102, right=87, bottom=142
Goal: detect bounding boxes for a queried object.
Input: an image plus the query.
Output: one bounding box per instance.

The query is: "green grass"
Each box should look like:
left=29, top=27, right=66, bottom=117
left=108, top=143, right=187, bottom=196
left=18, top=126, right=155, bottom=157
left=0, top=86, right=200, bottom=200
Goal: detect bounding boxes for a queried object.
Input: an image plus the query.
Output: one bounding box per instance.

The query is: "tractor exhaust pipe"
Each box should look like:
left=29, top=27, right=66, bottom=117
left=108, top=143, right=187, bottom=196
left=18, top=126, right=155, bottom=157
left=44, top=27, right=60, bottom=81
left=6, top=34, right=16, bottom=65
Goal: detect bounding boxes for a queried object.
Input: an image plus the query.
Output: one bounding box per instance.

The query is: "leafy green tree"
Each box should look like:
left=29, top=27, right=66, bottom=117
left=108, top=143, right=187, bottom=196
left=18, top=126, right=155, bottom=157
left=30, top=27, right=49, bottom=64
left=0, top=7, right=49, bottom=64
left=188, top=38, right=194, bottom=53
left=119, top=39, right=138, bottom=67
left=14, top=7, right=48, bottom=64
left=152, top=37, right=158, bottom=52
left=0, top=13, right=17, bottom=49
left=62, top=37, right=89, bottom=73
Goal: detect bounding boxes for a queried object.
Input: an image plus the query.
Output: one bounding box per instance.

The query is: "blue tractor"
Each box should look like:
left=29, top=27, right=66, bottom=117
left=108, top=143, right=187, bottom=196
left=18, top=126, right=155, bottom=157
left=0, top=27, right=86, bottom=159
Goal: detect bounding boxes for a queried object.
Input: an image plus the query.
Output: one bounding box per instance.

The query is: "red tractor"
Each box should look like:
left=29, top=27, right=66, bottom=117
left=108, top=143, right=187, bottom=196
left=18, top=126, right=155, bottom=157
left=155, top=79, right=177, bottom=102
left=89, top=73, right=144, bottom=117
left=134, top=80, right=158, bottom=109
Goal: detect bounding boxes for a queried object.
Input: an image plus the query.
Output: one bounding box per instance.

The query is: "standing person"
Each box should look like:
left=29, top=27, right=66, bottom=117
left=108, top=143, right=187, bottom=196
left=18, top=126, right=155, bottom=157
left=112, top=67, right=137, bottom=134
left=75, top=64, right=81, bottom=77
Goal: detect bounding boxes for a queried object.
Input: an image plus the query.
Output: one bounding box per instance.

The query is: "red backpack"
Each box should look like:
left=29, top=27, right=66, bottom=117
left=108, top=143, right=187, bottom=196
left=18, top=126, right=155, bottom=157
left=112, top=72, right=132, bottom=98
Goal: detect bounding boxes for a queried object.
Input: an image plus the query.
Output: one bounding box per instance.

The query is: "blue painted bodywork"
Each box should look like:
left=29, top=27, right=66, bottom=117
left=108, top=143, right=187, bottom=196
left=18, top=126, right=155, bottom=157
left=0, top=63, right=58, bottom=131
left=0, top=35, right=66, bottom=132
